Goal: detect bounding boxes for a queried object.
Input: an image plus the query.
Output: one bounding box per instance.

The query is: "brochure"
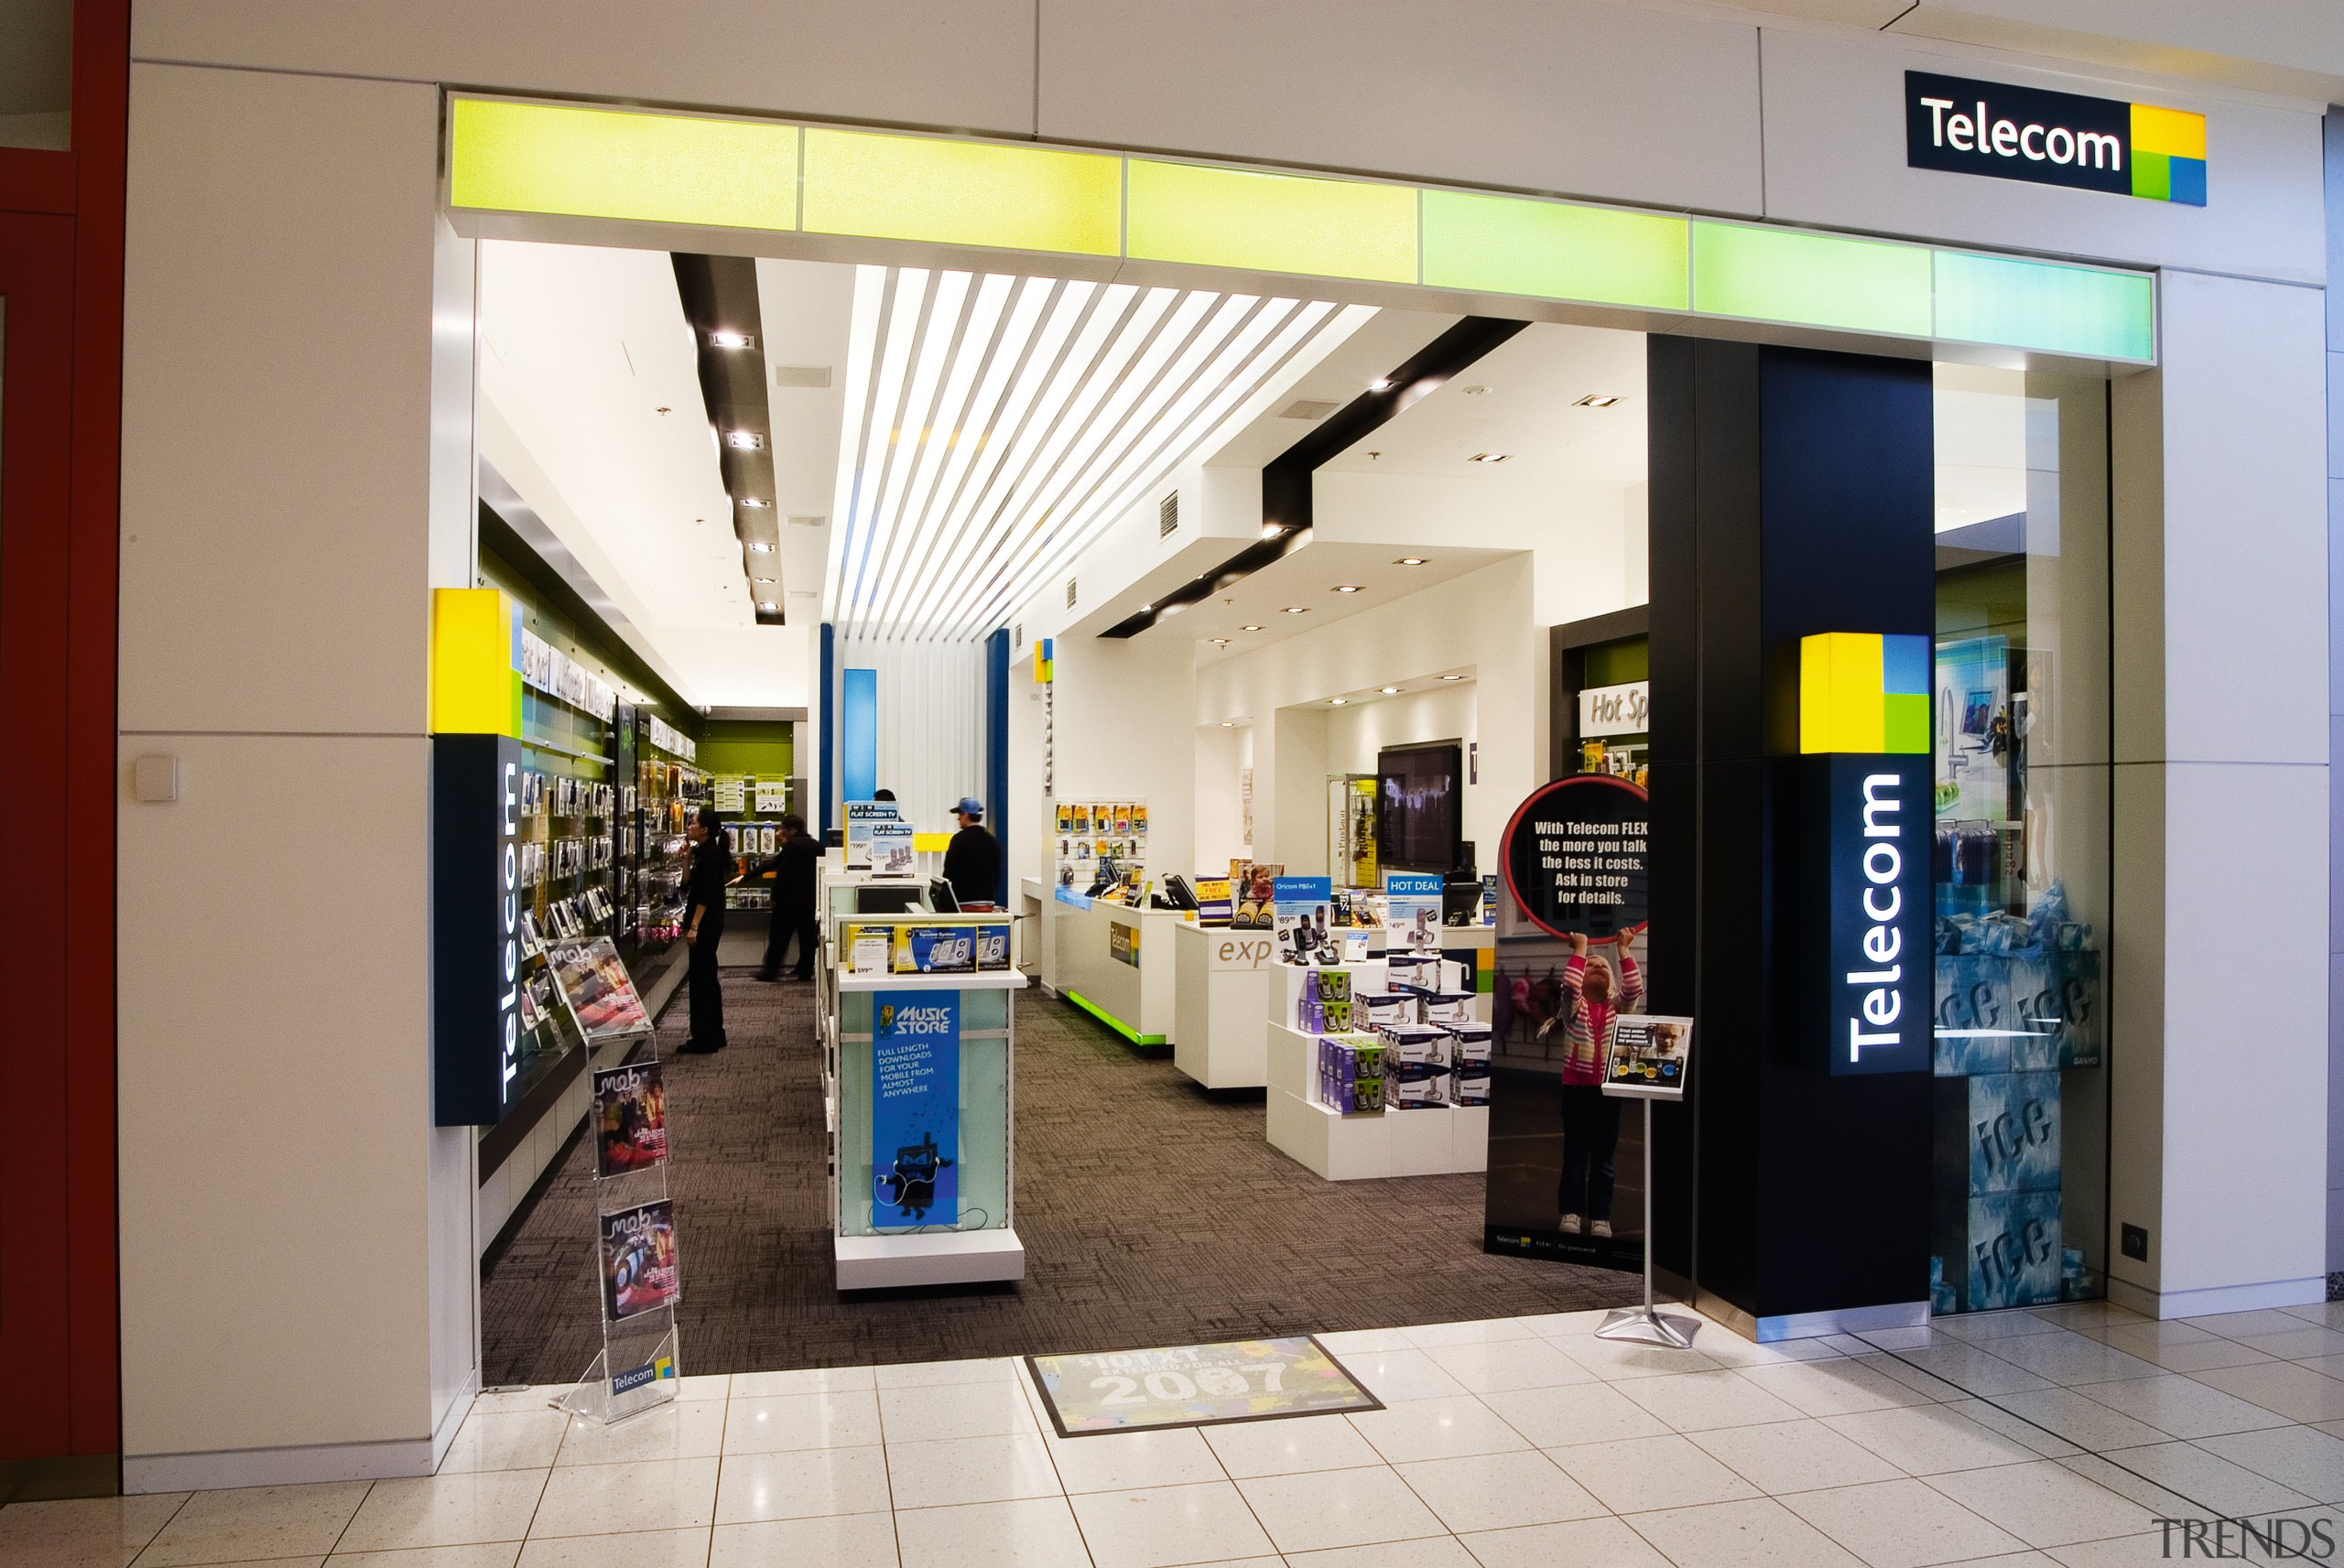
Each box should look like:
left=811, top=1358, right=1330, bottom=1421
left=549, top=937, right=654, bottom=1040
left=601, top=1199, right=680, bottom=1322
left=868, top=819, right=917, bottom=876
left=1193, top=876, right=1232, bottom=925
left=895, top=924, right=977, bottom=974
left=591, top=1062, right=668, bottom=1177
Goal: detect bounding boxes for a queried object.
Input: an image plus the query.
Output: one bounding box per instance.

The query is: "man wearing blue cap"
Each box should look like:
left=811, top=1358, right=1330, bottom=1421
left=942, top=796, right=1000, bottom=908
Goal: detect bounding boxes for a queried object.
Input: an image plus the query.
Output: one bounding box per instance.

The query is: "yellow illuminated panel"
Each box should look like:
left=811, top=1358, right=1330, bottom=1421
left=431, top=589, right=523, bottom=738
left=1801, top=633, right=1932, bottom=754
left=1126, top=160, right=1416, bottom=283
left=802, top=130, right=1122, bottom=255
left=448, top=98, right=798, bottom=232
left=2129, top=103, right=2206, bottom=160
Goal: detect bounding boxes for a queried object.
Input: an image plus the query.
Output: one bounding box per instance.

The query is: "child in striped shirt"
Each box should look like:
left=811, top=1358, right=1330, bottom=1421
left=1546, top=928, right=1643, bottom=1238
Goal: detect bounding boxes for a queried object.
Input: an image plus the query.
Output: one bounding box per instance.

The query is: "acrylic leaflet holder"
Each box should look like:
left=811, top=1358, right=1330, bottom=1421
left=548, top=946, right=679, bottom=1423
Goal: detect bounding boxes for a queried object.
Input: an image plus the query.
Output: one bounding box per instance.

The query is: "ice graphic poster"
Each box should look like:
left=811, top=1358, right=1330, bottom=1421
left=872, top=989, right=960, bottom=1230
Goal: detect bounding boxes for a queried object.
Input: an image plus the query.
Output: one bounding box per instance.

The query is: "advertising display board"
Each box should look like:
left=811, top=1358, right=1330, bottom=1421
left=872, top=989, right=961, bottom=1229
left=844, top=800, right=903, bottom=867
left=1500, top=774, right=1650, bottom=943
left=1384, top=871, right=1443, bottom=953
left=1272, top=876, right=1337, bottom=965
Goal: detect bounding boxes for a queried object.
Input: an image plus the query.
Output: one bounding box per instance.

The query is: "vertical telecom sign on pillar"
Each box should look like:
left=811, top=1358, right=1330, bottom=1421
left=1799, top=633, right=1932, bottom=1076
left=430, top=587, right=528, bottom=1127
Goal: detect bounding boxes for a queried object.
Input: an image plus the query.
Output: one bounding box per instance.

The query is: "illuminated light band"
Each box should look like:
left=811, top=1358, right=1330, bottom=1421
left=2129, top=103, right=2207, bottom=205
left=431, top=587, right=524, bottom=738
left=1064, top=989, right=1166, bottom=1046
left=1800, top=633, right=1930, bottom=755
left=446, top=97, right=2156, bottom=365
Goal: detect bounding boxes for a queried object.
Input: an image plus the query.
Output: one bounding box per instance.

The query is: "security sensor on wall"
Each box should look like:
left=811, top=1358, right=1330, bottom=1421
left=133, top=754, right=180, bottom=804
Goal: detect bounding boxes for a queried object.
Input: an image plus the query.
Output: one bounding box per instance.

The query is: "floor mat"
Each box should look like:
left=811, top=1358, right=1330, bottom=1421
left=481, top=968, right=1639, bottom=1383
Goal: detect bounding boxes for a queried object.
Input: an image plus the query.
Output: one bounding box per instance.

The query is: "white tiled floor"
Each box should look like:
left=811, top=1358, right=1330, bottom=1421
left=11, top=1299, right=2344, bottom=1568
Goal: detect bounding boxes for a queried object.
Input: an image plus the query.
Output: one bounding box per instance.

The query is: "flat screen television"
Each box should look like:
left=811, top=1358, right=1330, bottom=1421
left=1377, top=741, right=1463, bottom=873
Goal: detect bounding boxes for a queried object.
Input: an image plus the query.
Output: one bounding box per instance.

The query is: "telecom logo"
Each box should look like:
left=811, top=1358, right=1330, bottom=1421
left=1906, top=70, right=2205, bottom=207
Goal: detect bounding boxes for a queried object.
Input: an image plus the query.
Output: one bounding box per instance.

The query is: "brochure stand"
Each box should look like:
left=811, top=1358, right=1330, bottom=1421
left=541, top=937, right=684, bottom=1423
left=1593, top=1013, right=1701, bottom=1350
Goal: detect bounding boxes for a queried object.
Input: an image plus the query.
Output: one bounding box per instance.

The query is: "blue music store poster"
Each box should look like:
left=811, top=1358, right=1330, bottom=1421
left=871, top=989, right=960, bottom=1229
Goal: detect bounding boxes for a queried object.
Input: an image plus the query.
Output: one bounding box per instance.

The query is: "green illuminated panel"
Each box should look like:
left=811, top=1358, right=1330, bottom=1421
left=1063, top=989, right=1164, bottom=1046
left=1126, top=160, right=1416, bottom=283
left=803, top=129, right=1122, bottom=256
left=448, top=98, right=798, bottom=232
left=1421, top=189, right=1688, bottom=311
left=1692, top=222, right=1933, bottom=338
left=1934, top=251, right=2155, bottom=362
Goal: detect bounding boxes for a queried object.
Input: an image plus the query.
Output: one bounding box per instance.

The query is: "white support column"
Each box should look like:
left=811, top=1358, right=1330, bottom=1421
left=2110, top=267, right=2331, bottom=1317
left=118, top=61, right=474, bottom=1488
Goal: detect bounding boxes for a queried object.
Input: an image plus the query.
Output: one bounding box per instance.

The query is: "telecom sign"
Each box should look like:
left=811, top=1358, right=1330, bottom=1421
left=1799, top=633, right=1931, bottom=1076
left=431, top=732, right=527, bottom=1124
left=1905, top=70, right=2206, bottom=206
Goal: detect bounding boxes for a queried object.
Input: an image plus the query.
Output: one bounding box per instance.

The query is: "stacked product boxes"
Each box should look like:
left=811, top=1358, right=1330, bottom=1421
left=1296, top=961, right=1489, bottom=1113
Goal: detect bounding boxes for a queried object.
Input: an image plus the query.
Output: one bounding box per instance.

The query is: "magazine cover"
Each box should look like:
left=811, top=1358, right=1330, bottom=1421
left=601, top=1199, right=681, bottom=1322
left=591, top=1062, right=669, bottom=1177
left=551, top=937, right=654, bottom=1040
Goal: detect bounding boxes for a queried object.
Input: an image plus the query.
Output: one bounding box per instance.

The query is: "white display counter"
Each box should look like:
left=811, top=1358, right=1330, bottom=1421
left=1171, top=922, right=1280, bottom=1088
left=1263, top=958, right=1491, bottom=1181
left=1047, top=893, right=1182, bottom=1045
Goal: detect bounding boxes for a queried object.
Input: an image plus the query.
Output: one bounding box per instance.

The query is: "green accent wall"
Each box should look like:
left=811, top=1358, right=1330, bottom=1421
left=698, top=720, right=795, bottom=777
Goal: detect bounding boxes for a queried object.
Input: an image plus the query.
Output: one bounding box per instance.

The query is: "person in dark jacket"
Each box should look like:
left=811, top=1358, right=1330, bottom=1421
left=754, top=813, right=821, bottom=981
left=678, top=806, right=733, bottom=1054
left=942, top=796, right=1001, bottom=908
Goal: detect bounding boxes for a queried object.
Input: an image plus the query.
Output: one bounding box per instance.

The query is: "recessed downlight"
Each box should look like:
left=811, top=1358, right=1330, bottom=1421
left=1380, top=686, right=1401, bottom=695
left=747, top=542, right=775, bottom=554
left=755, top=600, right=777, bottom=612
left=1329, top=697, right=1348, bottom=706
left=1469, top=451, right=1512, bottom=464
left=726, top=429, right=765, bottom=450
left=710, top=330, right=754, bottom=351
left=1395, top=557, right=1428, bottom=566
left=1441, top=674, right=1467, bottom=681
left=1282, top=606, right=1310, bottom=615
left=1241, top=624, right=1265, bottom=633
left=738, top=497, right=769, bottom=508
left=1209, top=638, right=1231, bottom=646
left=1461, top=385, right=1491, bottom=396
left=1573, top=394, right=1622, bottom=408
left=1220, top=720, right=1236, bottom=727
left=1331, top=584, right=1363, bottom=594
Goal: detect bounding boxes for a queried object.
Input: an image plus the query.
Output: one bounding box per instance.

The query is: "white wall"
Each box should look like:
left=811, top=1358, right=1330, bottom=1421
left=1048, top=637, right=1198, bottom=878
left=2109, top=268, right=2331, bottom=1315
left=118, top=60, right=474, bottom=1487
left=1197, top=559, right=1544, bottom=876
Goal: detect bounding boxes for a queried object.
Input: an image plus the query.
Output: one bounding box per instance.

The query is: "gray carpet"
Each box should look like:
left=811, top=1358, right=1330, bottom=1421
left=481, top=967, right=1638, bottom=1384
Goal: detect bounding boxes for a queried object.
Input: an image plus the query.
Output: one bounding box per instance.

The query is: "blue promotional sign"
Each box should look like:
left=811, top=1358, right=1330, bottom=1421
left=871, top=989, right=960, bottom=1229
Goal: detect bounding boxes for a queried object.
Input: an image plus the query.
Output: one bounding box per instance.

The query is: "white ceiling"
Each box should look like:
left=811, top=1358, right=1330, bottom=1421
left=477, top=239, right=812, bottom=708
left=1320, top=322, right=1647, bottom=491
left=823, top=267, right=1368, bottom=643
left=1141, top=542, right=1513, bottom=665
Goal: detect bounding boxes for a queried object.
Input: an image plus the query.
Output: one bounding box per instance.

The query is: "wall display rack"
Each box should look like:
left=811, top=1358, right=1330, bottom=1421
left=1050, top=797, right=1147, bottom=899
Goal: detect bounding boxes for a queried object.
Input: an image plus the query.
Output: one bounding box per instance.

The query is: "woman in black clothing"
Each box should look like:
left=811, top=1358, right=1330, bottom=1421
left=678, top=806, right=733, bottom=1054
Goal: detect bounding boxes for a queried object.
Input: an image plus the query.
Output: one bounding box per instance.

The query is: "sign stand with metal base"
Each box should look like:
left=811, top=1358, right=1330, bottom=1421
left=1596, top=1097, right=1701, bottom=1348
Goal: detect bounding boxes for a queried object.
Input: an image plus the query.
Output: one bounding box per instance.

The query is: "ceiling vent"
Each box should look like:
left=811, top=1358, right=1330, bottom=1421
left=1066, top=578, right=1079, bottom=609
left=772, top=365, right=832, bottom=389
left=787, top=514, right=827, bottom=528
left=1279, top=399, right=1340, bottom=420
left=1159, top=492, right=1179, bottom=538
left=1013, top=622, right=1024, bottom=649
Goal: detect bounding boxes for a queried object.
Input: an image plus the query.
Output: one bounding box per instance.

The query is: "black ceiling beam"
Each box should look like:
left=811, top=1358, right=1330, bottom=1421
left=1101, top=316, right=1527, bottom=639
left=671, top=253, right=787, bottom=625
